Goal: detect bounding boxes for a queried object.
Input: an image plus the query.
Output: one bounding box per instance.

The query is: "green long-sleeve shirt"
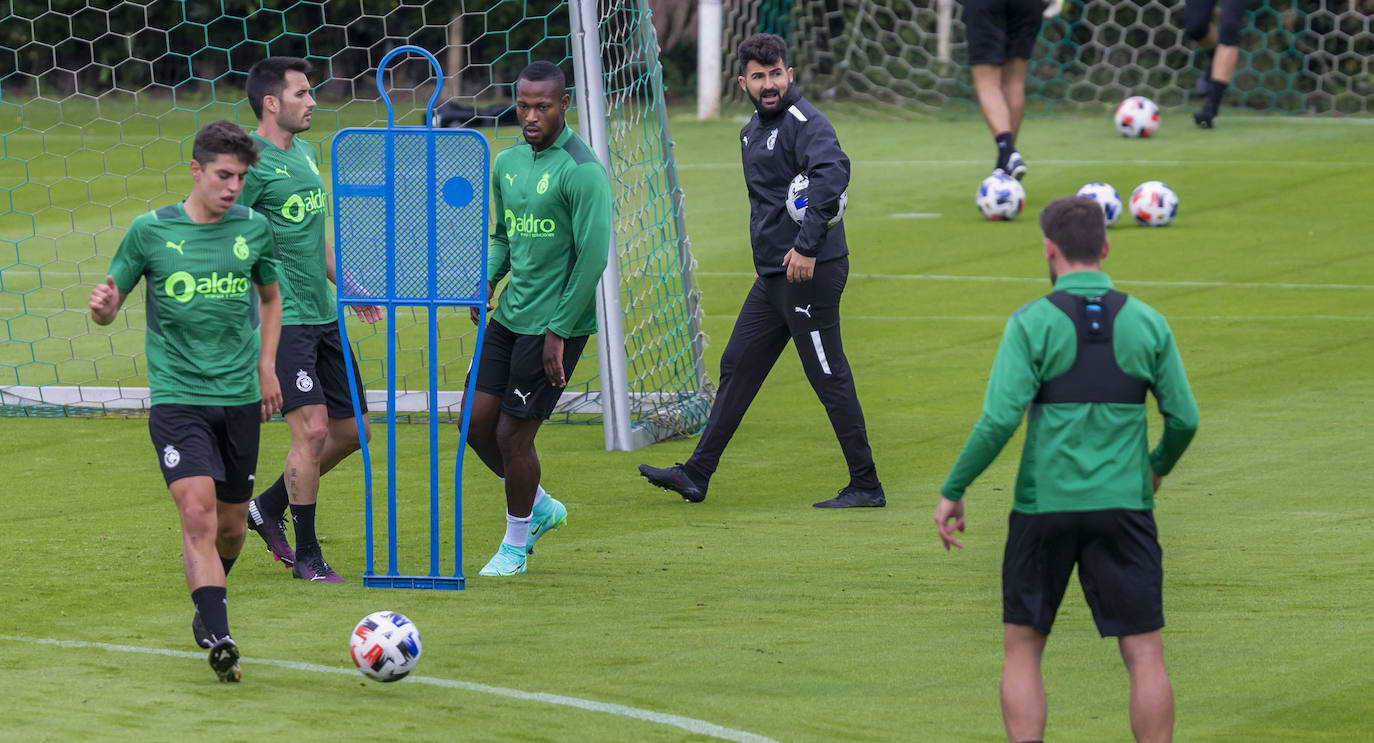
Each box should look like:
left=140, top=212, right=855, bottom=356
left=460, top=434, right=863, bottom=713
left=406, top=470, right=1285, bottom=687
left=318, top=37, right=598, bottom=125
left=488, top=125, right=612, bottom=338
left=941, top=270, right=1199, bottom=513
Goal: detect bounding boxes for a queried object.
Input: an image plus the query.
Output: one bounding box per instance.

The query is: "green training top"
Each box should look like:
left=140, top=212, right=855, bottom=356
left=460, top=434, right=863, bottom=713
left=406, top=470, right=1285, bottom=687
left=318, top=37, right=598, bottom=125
left=488, top=125, right=613, bottom=338
left=107, top=203, right=279, bottom=406
left=941, top=270, right=1199, bottom=513
left=239, top=132, right=335, bottom=325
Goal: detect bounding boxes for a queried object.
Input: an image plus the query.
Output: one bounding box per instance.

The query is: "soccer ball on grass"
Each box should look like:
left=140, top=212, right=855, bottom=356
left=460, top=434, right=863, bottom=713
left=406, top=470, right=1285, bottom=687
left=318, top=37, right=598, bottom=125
left=350, top=610, right=422, bottom=682
left=1075, top=182, right=1123, bottom=227
left=1115, top=96, right=1160, bottom=138
left=785, top=172, right=847, bottom=225
left=1129, top=181, right=1179, bottom=227
left=975, top=173, right=1025, bottom=221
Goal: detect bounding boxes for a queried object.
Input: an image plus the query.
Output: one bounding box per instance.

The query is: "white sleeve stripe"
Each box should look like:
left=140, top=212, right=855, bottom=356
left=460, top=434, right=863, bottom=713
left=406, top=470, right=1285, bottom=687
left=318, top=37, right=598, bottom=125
left=788, top=105, right=808, bottom=122
left=809, top=330, right=832, bottom=375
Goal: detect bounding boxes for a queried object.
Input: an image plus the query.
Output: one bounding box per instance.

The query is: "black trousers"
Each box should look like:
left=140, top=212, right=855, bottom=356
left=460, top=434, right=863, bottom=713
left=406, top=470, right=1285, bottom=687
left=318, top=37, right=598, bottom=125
left=684, top=256, right=880, bottom=490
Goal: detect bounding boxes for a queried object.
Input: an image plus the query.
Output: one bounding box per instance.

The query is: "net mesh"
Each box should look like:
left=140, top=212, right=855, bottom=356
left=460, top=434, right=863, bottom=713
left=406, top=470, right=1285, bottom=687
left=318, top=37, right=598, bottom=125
left=721, top=0, right=1374, bottom=114
left=0, top=0, right=712, bottom=443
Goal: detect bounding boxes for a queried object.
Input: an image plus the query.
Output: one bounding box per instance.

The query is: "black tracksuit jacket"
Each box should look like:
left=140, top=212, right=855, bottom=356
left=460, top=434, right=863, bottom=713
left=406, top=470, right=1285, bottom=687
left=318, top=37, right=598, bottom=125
left=739, top=87, right=850, bottom=276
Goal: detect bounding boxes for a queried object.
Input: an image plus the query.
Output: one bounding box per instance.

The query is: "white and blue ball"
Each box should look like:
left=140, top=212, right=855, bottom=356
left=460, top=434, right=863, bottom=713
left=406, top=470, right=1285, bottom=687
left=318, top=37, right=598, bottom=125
left=350, top=610, right=422, bottom=682
left=1075, top=182, right=1123, bottom=227
left=786, top=172, right=847, bottom=226
left=1129, top=180, right=1179, bottom=227
left=976, top=173, right=1026, bottom=221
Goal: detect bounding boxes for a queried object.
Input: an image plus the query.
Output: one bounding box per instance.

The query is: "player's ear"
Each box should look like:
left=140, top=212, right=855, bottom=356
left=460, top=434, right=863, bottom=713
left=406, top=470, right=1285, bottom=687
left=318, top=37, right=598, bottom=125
left=1042, top=237, right=1057, bottom=261
left=1099, top=239, right=1110, bottom=261
left=560, top=92, right=570, bottom=111
left=737, top=75, right=747, bottom=93
left=786, top=67, right=794, bottom=84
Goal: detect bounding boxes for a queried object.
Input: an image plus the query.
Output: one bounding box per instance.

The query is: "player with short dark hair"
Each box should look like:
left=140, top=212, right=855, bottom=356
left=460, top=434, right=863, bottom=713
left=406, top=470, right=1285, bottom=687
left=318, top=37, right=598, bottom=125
left=240, top=56, right=381, bottom=583
left=89, top=119, right=283, bottom=682
left=934, top=195, right=1199, bottom=743
left=1184, top=0, right=1250, bottom=128
left=965, top=0, right=1047, bottom=179
left=638, top=33, right=885, bottom=509
left=463, top=60, right=612, bottom=576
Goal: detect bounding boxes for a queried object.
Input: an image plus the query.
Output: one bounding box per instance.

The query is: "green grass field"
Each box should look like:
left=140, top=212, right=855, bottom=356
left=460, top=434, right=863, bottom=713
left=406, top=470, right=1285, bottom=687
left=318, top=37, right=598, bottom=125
left=3, top=107, right=1374, bottom=742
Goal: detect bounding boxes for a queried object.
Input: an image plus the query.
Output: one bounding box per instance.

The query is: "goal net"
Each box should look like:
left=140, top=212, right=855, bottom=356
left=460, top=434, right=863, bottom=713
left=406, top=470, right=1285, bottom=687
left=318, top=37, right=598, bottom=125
left=721, top=0, right=1372, bottom=115
left=0, top=0, right=713, bottom=449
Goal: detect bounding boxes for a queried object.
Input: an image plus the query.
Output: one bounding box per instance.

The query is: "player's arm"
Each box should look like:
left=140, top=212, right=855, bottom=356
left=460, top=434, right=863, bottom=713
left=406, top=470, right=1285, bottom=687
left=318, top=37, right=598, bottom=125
left=478, top=163, right=510, bottom=325
left=934, top=312, right=1039, bottom=547
left=90, top=221, right=145, bottom=325
left=253, top=248, right=284, bottom=421
left=791, top=116, right=851, bottom=258
left=545, top=163, right=612, bottom=340
left=542, top=164, right=612, bottom=385
left=1147, top=321, right=1199, bottom=482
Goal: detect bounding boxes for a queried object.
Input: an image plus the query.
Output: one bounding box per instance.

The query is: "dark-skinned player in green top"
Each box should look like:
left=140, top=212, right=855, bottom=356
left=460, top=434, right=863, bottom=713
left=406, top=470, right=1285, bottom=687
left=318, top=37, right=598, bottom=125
left=89, top=120, right=283, bottom=683
left=239, top=57, right=382, bottom=583
left=934, top=196, right=1199, bottom=743
left=463, top=61, right=612, bottom=577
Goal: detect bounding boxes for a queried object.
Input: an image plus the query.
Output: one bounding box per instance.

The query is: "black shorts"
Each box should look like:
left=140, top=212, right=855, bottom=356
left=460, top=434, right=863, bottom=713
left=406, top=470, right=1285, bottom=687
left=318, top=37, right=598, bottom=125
left=276, top=323, right=368, bottom=418
left=148, top=403, right=261, bottom=503
left=473, top=320, right=588, bottom=420
left=1003, top=509, right=1164, bottom=638
left=965, top=0, right=1045, bottom=65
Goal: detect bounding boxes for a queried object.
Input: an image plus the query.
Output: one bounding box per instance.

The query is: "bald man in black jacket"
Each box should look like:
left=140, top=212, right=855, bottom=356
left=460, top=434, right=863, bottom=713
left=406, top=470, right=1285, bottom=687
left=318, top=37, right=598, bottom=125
left=639, top=33, right=884, bottom=509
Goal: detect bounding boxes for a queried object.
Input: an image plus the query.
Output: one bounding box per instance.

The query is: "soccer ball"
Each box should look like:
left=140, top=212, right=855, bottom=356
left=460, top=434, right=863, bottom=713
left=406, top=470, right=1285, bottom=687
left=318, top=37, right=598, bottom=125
left=785, top=172, right=847, bottom=225
left=975, top=173, right=1025, bottom=221
left=1114, top=96, right=1160, bottom=138
left=1075, top=182, right=1123, bottom=227
left=1129, top=181, right=1179, bottom=227
left=350, top=611, right=422, bottom=682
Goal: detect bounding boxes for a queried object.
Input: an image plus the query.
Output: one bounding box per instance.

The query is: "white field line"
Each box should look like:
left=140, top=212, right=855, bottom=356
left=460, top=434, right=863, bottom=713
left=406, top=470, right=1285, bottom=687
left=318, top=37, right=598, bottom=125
left=677, top=157, right=1371, bottom=170
left=0, top=635, right=782, bottom=743
left=702, top=314, right=1374, bottom=322
left=694, top=271, right=1374, bottom=291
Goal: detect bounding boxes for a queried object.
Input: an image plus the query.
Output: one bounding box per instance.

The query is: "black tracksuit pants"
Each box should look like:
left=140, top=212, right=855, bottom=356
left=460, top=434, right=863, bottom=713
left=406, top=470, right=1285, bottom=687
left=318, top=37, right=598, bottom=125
left=683, top=256, right=880, bottom=490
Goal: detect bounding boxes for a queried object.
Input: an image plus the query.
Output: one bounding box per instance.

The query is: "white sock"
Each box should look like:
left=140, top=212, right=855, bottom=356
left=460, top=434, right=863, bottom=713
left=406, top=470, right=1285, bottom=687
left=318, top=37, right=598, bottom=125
left=499, top=476, right=549, bottom=508
left=503, top=512, right=531, bottom=548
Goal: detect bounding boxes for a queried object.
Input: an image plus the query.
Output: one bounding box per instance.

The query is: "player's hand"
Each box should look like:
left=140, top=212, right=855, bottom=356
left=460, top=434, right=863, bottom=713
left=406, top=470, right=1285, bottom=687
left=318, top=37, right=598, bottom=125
left=259, top=366, right=282, bottom=422
left=782, top=249, right=815, bottom=283
left=89, top=275, right=120, bottom=325
left=542, top=330, right=566, bottom=387
left=471, top=281, right=493, bottom=325
left=352, top=305, right=383, bottom=324
left=1151, top=470, right=1162, bottom=494
left=934, top=496, right=966, bottom=551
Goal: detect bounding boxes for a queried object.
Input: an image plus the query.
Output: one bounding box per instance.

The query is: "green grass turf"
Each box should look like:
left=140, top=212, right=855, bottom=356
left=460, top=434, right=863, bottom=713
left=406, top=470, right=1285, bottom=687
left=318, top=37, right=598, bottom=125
left=3, top=107, right=1374, bottom=741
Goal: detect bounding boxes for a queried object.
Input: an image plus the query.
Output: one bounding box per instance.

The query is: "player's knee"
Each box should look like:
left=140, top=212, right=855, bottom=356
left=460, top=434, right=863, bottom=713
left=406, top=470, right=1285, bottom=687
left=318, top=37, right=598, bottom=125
left=218, top=518, right=247, bottom=543
left=1216, top=19, right=1241, bottom=46
left=294, top=420, right=329, bottom=456
left=494, top=422, right=536, bottom=460
left=1184, top=18, right=1210, bottom=41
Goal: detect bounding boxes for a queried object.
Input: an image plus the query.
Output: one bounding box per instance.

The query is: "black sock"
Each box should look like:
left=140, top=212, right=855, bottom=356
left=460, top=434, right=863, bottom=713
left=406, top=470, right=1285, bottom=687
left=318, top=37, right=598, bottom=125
left=994, top=132, right=1014, bottom=170
left=290, top=503, right=318, bottom=552
left=1205, top=78, right=1228, bottom=113
left=191, top=585, right=230, bottom=643
left=220, top=555, right=236, bottom=578
left=256, top=475, right=290, bottom=521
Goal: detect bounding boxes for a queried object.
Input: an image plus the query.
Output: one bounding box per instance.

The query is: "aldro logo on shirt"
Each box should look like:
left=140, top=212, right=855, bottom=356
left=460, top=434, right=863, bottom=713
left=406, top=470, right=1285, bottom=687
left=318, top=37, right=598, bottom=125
left=162, top=235, right=255, bottom=303
left=280, top=188, right=326, bottom=224
left=504, top=209, right=557, bottom=238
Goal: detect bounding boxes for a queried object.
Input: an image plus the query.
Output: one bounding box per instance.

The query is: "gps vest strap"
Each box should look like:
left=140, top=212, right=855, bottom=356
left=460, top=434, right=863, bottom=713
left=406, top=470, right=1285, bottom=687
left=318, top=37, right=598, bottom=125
left=1034, top=290, right=1149, bottom=405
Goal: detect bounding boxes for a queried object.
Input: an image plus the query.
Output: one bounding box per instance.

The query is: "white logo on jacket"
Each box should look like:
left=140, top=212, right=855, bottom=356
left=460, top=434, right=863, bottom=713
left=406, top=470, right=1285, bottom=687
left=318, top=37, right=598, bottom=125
left=766, top=129, right=778, bottom=150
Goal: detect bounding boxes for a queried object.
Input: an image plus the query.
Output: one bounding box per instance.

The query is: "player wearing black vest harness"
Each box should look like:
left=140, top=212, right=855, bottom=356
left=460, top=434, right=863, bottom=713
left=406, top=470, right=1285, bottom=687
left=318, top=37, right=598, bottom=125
left=934, top=196, right=1198, bottom=743
left=638, top=33, right=884, bottom=509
